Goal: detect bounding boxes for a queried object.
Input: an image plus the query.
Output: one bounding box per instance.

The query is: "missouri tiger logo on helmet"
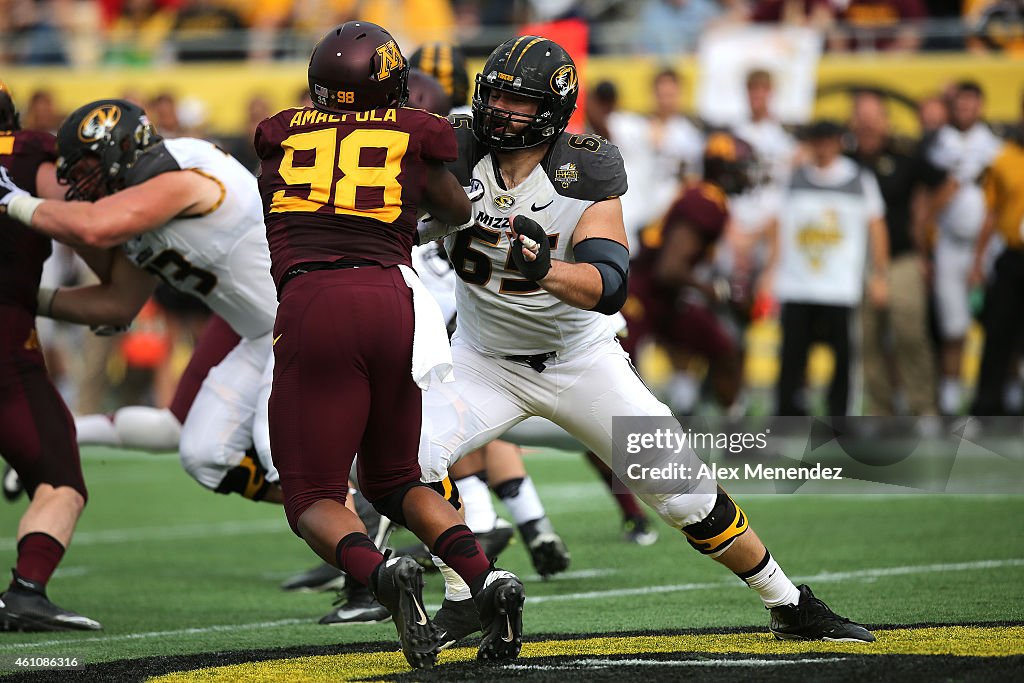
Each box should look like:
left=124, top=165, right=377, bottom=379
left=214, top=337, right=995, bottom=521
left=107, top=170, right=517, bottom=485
left=77, top=104, right=123, bottom=143
left=549, top=65, right=578, bottom=98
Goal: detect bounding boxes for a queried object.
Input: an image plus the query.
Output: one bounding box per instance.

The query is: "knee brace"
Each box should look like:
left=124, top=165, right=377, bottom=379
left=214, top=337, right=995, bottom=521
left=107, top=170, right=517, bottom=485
left=213, top=449, right=271, bottom=501
left=371, top=480, right=458, bottom=527
left=681, top=486, right=749, bottom=557
left=434, top=476, right=462, bottom=513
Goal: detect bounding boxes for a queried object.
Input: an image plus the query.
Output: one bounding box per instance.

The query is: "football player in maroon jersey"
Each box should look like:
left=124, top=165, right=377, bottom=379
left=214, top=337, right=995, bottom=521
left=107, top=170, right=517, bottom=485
left=254, top=23, right=524, bottom=667
left=0, top=83, right=101, bottom=632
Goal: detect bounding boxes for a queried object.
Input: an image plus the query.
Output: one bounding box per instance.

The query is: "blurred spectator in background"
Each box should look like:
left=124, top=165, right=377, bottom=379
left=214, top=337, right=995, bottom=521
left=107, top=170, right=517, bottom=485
left=648, top=69, right=704, bottom=224
left=171, top=0, right=245, bottom=61
left=103, top=0, right=176, bottom=65
left=970, top=94, right=1024, bottom=414
left=846, top=90, right=944, bottom=414
left=924, top=81, right=1002, bottom=415
left=918, top=93, right=949, bottom=135
left=751, top=0, right=839, bottom=30
left=147, top=91, right=182, bottom=137
left=22, top=89, right=63, bottom=133
left=222, top=94, right=271, bottom=174
left=636, top=0, right=726, bottom=54
left=763, top=120, right=889, bottom=416
left=0, top=0, right=76, bottom=64
left=586, top=79, right=657, bottom=250
left=830, top=0, right=929, bottom=52
left=728, top=69, right=797, bottom=308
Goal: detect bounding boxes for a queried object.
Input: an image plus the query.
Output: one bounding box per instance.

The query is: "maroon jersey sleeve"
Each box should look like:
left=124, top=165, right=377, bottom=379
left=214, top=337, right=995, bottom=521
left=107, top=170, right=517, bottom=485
left=0, top=130, right=58, bottom=311
left=257, top=106, right=453, bottom=287
left=418, top=111, right=458, bottom=163
left=635, top=182, right=729, bottom=270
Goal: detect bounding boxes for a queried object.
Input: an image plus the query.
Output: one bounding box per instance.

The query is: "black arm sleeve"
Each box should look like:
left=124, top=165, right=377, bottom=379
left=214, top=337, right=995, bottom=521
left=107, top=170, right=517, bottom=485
left=573, top=237, right=629, bottom=315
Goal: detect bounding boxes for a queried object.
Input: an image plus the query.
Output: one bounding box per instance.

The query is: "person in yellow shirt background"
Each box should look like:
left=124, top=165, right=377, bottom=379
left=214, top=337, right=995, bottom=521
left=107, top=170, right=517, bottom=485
left=969, top=91, right=1024, bottom=414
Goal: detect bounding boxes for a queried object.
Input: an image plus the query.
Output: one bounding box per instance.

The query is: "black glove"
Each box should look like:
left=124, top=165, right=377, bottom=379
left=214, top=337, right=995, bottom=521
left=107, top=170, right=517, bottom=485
left=509, top=214, right=551, bottom=282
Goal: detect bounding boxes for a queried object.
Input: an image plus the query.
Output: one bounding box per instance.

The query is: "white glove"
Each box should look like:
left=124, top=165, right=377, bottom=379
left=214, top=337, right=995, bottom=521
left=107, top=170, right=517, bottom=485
left=0, top=165, right=42, bottom=224
left=0, top=165, right=29, bottom=208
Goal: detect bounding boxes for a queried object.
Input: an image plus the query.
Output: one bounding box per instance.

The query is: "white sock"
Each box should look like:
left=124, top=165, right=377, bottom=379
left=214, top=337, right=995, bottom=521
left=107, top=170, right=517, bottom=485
left=738, top=550, right=801, bottom=608
left=668, top=371, right=700, bottom=415
left=114, top=407, right=182, bottom=452
left=432, top=555, right=471, bottom=601
left=494, top=476, right=545, bottom=526
left=455, top=475, right=497, bottom=533
left=74, top=414, right=120, bottom=447
left=939, top=377, right=962, bottom=415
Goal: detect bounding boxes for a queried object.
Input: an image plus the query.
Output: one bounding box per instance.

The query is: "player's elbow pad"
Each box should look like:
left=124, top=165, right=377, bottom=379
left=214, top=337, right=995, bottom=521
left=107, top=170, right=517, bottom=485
left=574, top=237, right=629, bottom=315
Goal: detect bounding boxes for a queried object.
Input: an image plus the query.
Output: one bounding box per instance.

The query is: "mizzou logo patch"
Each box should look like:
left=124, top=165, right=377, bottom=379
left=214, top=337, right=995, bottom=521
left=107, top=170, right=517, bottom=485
left=493, top=194, right=515, bottom=212
left=376, top=40, right=404, bottom=81
left=78, top=104, right=122, bottom=143
left=550, top=65, right=578, bottom=98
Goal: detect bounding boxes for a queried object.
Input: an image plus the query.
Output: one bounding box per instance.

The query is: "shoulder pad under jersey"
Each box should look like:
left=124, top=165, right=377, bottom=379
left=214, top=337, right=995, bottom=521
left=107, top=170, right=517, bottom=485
left=125, top=141, right=182, bottom=187
left=544, top=132, right=627, bottom=202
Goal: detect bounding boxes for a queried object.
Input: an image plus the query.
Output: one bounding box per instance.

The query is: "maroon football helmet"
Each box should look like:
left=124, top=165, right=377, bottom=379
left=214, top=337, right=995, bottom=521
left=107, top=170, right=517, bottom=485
left=0, top=81, right=18, bottom=132
left=407, top=69, right=450, bottom=116
left=307, top=21, right=410, bottom=115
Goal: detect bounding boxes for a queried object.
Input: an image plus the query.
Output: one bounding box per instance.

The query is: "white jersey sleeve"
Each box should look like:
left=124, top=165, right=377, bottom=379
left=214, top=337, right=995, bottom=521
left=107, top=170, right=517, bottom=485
left=120, top=138, right=277, bottom=339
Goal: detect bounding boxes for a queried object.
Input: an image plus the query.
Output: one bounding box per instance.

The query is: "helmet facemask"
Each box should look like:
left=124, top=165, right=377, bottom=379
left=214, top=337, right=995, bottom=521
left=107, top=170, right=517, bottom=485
left=471, top=80, right=555, bottom=150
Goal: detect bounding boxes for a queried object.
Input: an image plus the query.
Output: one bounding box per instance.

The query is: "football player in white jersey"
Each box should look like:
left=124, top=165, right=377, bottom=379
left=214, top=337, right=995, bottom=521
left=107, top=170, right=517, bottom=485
left=0, top=99, right=282, bottom=504
left=416, top=36, right=875, bottom=647
left=925, top=81, right=1003, bottom=415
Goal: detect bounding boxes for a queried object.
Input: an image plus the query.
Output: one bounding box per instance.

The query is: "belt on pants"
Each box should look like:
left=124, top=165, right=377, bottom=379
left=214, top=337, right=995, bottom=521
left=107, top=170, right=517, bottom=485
left=502, top=351, right=557, bottom=373
left=279, top=258, right=380, bottom=293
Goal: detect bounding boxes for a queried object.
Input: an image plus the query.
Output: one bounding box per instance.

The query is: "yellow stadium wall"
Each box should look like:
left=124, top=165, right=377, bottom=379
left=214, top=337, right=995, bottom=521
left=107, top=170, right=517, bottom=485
left=3, top=54, right=1021, bottom=136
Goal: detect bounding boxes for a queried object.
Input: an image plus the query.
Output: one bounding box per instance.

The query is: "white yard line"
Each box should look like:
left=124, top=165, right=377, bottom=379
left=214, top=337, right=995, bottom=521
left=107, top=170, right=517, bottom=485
left=1, top=558, right=1019, bottom=650
left=0, top=519, right=289, bottom=548
left=509, top=657, right=847, bottom=670
left=526, top=557, right=1024, bottom=604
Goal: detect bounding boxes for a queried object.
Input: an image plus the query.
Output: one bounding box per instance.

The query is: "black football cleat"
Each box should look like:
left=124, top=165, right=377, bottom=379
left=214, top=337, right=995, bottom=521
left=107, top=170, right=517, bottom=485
left=769, top=584, right=875, bottom=642
left=0, top=573, right=101, bottom=632
left=474, top=569, right=525, bottom=662
left=623, top=514, right=658, bottom=546
left=476, top=520, right=515, bottom=562
left=281, top=562, right=347, bottom=592
left=319, top=581, right=390, bottom=625
left=434, top=597, right=480, bottom=650
left=372, top=557, right=440, bottom=669
left=519, top=518, right=570, bottom=579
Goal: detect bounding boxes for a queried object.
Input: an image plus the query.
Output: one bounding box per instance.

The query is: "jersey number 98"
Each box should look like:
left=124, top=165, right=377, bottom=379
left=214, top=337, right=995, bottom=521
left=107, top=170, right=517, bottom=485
left=270, top=128, right=409, bottom=223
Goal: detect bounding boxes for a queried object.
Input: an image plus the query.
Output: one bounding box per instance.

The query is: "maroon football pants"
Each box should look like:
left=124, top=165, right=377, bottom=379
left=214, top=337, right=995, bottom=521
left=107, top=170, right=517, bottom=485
left=269, top=266, right=423, bottom=533
left=0, top=305, right=86, bottom=499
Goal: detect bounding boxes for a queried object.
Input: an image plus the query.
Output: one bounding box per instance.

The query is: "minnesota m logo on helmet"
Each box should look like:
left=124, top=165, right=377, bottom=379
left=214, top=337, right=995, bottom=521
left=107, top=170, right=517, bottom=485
left=376, top=40, right=404, bottom=81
